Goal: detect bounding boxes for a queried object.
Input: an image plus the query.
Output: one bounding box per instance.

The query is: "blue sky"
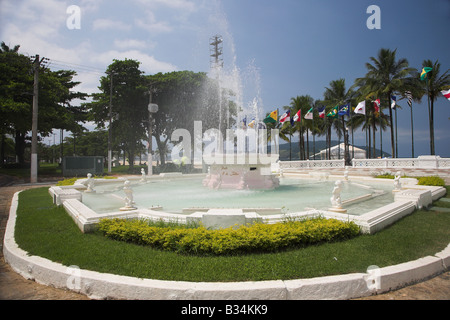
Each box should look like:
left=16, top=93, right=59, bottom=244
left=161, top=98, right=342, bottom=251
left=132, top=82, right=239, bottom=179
left=1, top=0, right=449, bottom=157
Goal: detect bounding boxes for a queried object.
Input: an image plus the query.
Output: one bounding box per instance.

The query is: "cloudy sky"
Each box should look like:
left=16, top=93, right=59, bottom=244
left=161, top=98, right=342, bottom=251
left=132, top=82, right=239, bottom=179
left=1, top=0, right=449, bottom=157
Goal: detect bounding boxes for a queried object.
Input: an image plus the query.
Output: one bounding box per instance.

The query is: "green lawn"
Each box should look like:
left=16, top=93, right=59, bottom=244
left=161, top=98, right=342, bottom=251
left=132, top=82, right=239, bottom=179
left=13, top=187, right=450, bottom=282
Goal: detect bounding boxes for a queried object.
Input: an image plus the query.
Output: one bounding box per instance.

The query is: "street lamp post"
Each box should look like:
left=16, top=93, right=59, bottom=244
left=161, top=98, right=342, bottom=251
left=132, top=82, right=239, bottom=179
left=148, top=97, right=158, bottom=176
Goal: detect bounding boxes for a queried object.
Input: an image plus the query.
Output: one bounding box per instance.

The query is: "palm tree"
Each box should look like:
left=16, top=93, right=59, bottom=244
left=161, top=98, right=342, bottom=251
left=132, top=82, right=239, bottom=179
left=323, top=79, right=356, bottom=164
left=418, top=60, right=450, bottom=155
left=290, top=95, right=315, bottom=160
left=0, top=42, right=20, bottom=53
left=356, top=48, right=415, bottom=158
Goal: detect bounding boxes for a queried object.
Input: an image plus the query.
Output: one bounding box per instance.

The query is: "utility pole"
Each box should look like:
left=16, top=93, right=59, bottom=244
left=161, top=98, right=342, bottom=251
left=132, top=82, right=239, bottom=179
left=148, top=89, right=158, bottom=177
left=108, top=72, right=114, bottom=173
left=30, top=54, right=48, bottom=184
left=210, top=35, right=224, bottom=139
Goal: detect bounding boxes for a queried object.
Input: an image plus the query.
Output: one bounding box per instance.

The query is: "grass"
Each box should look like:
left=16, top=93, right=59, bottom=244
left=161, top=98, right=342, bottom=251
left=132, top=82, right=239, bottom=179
left=0, top=163, right=62, bottom=178
left=14, top=187, right=450, bottom=282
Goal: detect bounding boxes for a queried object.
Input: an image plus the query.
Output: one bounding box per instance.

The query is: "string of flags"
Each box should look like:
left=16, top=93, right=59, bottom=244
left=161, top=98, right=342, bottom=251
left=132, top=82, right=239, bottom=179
left=241, top=82, right=449, bottom=129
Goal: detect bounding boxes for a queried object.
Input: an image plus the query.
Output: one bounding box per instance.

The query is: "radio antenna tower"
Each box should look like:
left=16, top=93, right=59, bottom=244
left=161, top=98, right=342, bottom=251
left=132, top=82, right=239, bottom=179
left=209, top=35, right=223, bottom=70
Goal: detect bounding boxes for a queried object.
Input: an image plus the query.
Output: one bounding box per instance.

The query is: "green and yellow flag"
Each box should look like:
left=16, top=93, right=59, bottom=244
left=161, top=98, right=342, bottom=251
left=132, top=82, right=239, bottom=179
left=326, top=105, right=339, bottom=119
left=263, top=109, right=278, bottom=124
left=420, top=67, right=432, bottom=81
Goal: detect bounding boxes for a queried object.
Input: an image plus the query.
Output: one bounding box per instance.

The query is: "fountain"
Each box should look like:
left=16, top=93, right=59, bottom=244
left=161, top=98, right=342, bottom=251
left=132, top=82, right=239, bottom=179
left=48, top=18, right=447, bottom=233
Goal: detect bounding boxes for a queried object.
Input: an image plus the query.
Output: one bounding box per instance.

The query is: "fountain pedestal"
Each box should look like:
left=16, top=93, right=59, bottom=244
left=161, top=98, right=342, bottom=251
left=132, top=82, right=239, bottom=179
left=202, top=153, right=279, bottom=190
left=187, top=209, right=262, bottom=229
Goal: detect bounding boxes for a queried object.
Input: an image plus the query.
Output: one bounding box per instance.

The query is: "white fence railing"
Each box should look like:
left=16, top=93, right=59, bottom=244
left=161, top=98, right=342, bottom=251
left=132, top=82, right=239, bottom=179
left=352, top=156, right=450, bottom=169
left=279, top=156, right=450, bottom=170
left=279, top=159, right=345, bottom=169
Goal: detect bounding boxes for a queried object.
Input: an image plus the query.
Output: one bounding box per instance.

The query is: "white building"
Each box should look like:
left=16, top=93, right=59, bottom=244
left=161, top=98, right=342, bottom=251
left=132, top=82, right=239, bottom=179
left=315, top=143, right=366, bottom=160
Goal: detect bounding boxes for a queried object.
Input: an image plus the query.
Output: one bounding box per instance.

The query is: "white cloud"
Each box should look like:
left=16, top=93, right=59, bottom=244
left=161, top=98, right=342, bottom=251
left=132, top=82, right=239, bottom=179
left=90, top=50, right=177, bottom=74
left=135, top=10, right=173, bottom=33
left=133, top=0, right=197, bottom=12
left=92, top=18, right=131, bottom=31
left=113, top=39, right=150, bottom=50
left=1, top=0, right=67, bottom=39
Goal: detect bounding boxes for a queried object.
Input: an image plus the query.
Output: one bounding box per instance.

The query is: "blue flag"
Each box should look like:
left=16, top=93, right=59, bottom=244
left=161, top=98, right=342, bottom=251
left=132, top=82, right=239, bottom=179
left=338, top=104, right=350, bottom=116
left=318, top=106, right=326, bottom=118
left=391, top=95, right=397, bottom=109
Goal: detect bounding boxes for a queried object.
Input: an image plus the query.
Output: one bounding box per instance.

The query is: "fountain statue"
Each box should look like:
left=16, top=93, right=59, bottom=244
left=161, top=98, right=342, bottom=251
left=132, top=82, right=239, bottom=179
left=329, top=180, right=347, bottom=213
left=120, top=180, right=137, bottom=211
left=140, top=168, right=147, bottom=182
left=83, top=173, right=95, bottom=193
left=393, top=171, right=402, bottom=192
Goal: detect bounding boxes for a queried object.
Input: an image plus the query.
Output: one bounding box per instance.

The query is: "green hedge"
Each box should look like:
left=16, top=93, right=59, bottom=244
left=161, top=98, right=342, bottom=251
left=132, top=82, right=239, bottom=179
left=98, top=218, right=360, bottom=255
left=417, top=176, right=446, bottom=187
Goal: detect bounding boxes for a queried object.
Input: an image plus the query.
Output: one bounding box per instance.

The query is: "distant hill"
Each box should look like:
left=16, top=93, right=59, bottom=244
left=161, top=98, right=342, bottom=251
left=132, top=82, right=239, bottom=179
left=277, top=140, right=390, bottom=160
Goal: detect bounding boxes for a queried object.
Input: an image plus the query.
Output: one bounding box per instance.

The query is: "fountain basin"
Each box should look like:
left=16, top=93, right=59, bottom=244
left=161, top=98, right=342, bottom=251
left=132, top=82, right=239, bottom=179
left=49, top=172, right=447, bottom=234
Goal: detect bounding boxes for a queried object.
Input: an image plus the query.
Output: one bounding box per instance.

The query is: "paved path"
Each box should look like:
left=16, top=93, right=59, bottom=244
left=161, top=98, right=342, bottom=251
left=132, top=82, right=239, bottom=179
left=0, top=176, right=449, bottom=300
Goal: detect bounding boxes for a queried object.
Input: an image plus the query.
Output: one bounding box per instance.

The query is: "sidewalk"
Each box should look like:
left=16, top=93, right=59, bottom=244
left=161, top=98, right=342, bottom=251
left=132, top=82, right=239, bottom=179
left=0, top=178, right=449, bottom=300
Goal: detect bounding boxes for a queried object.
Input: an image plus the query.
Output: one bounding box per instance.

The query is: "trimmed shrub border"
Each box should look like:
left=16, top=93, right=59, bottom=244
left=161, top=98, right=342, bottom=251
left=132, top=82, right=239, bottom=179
left=98, top=218, right=360, bottom=255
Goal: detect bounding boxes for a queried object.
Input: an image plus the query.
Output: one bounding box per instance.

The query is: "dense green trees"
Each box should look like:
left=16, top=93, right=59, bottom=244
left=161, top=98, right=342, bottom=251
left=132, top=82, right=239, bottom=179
left=86, top=61, right=234, bottom=170
left=0, top=42, right=87, bottom=166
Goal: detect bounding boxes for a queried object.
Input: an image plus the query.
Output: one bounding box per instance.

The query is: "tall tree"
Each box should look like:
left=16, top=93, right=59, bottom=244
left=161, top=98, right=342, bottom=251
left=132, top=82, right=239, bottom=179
left=356, top=48, right=415, bottom=158
left=290, top=95, right=314, bottom=160
left=88, top=59, right=148, bottom=172
left=0, top=42, right=86, bottom=165
left=323, top=79, right=356, bottom=164
left=418, top=60, right=450, bottom=155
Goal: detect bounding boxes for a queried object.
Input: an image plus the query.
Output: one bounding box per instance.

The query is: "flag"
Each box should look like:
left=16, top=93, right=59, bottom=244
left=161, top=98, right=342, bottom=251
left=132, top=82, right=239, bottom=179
left=338, top=104, right=349, bottom=116
left=327, top=106, right=338, bottom=118
left=404, top=91, right=413, bottom=107
left=373, top=99, right=380, bottom=112
left=293, top=109, right=301, bottom=122
left=248, top=118, right=255, bottom=128
left=318, top=106, right=326, bottom=118
left=257, top=122, right=267, bottom=129
left=441, top=89, right=450, bottom=102
left=279, top=110, right=290, bottom=123
left=242, top=116, right=247, bottom=127
left=304, top=108, right=313, bottom=120
left=354, top=101, right=366, bottom=115
left=263, top=109, right=277, bottom=124
left=391, top=95, right=397, bottom=109
left=420, top=67, right=432, bottom=81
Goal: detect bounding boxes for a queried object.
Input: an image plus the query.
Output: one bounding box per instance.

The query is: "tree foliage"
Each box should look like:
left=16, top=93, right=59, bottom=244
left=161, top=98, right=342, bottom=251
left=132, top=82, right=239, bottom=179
left=0, top=41, right=87, bottom=165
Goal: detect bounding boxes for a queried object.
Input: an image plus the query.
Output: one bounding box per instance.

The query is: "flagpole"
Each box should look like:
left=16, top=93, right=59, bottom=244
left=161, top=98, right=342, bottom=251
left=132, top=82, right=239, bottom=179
left=337, top=108, right=340, bottom=160
left=350, top=103, right=354, bottom=160
left=380, top=108, right=383, bottom=158
left=426, top=79, right=433, bottom=155
left=365, top=105, right=368, bottom=159
left=289, top=109, right=292, bottom=161
left=289, top=128, right=292, bottom=161
left=410, top=102, right=414, bottom=158
left=395, top=106, right=398, bottom=158
left=313, top=108, right=316, bottom=160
